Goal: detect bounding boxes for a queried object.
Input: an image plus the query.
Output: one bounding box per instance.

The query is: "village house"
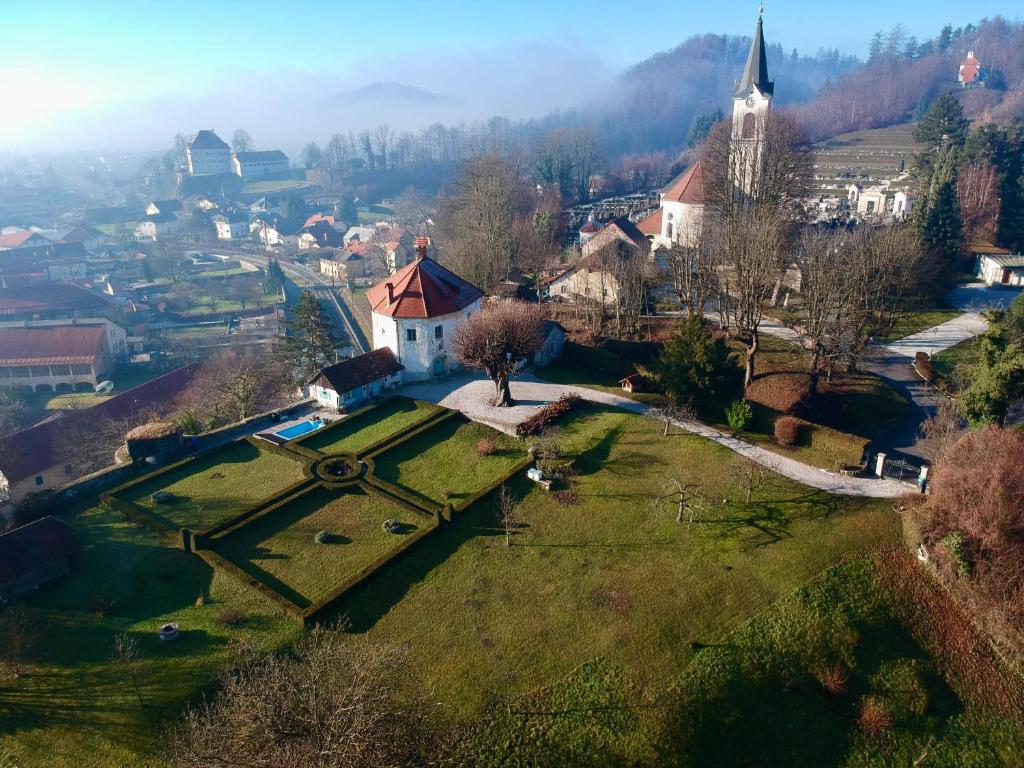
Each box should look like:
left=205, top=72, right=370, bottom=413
left=958, top=50, right=984, bottom=87
left=534, top=320, right=567, bottom=367
left=186, top=130, right=233, bottom=176
left=306, top=347, right=404, bottom=411
left=231, top=150, right=290, bottom=178
left=0, top=364, right=198, bottom=506
left=365, top=238, right=483, bottom=380
left=580, top=216, right=651, bottom=261
left=975, top=247, right=1024, bottom=287
left=214, top=212, right=251, bottom=240
left=144, top=199, right=184, bottom=217
left=58, top=223, right=108, bottom=253
left=135, top=211, right=181, bottom=241
left=0, top=517, right=79, bottom=602
left=297, top=220, right=344, bottom=250
left=0, top=229, right=53, bottom=252
left=0, top=320, right=128, bottom=393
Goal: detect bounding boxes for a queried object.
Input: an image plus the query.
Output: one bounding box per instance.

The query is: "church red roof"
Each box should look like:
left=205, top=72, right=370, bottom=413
left=959, top=51, right=982, bottom=84
left=637, top=208, right=663, bottom=235
left=365, top=256, right=483, bottom=319
left=662, top=161, right=706, bottom=205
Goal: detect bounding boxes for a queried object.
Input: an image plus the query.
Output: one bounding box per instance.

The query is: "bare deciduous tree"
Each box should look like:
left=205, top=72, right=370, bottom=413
left=654, top=477, right=705, bottom=527
left=170, top=626, right=433, bottom=768
left=231, top=129, right=253, bottom=153
left=729, top=460, right=770, bottom=504
left=451, top=301, right=544, bottom=407
left=113, top=632, right=144, bottom=708
left=649, top=402, right=696, bottom=436
left=496, top=485, right=518, bottom=547
left=918, top=398, right=964, bottom=462
left=0, top=606, right=43, bottom=679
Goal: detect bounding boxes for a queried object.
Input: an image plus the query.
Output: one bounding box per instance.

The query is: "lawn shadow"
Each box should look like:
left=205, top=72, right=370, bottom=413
left=574, top=424, right=625, bottom=476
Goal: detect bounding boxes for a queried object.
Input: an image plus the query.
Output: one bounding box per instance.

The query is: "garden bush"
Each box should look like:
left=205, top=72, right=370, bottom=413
left=872, top=659, right=930, bottom=722
left=516, top=395, right=582, bottom=437
left=217, top=607, right=246, bottom=627
left=725, top=400, right=753, bottom=435
left=914, top=351, right=936, bottom=382
left=773, top=415, right=802, bottom=446
left=475, top=438, right=496, bottom=456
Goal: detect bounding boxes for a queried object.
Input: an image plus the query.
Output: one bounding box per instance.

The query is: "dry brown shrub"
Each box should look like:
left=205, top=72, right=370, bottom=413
left=555, top=488, right=579, bottom=506
left=924, top=426, right=1024, bottom=642
left=818, top=663, right=849, bottom=696
left=774, top=415, right=802, bottom=447
left=218, top=607, right=246, bottom=628
left=856, top=696, right=893, bottom=737
left=745, top=372, right=807, bottom=414
left=475, top=438, right=496, bottom=457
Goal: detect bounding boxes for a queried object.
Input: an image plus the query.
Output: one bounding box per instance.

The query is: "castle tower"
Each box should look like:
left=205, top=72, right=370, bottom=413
left=731, top=9, right=774, bottom=197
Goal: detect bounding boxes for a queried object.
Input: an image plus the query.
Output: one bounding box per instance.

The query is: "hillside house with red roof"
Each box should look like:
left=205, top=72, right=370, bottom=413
left=958, top=51, right=983, bottom=87
left=365, top=239, right=483, bottom=380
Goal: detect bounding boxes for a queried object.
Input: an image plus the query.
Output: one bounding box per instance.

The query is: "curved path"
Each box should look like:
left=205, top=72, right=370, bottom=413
left=401, top=373, right=916, bottom=499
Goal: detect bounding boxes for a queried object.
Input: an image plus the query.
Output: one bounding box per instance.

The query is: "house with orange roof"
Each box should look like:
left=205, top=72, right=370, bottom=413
left=958, top=51, right=984, bottom=87
left=365, top=238, right=483, bottom=380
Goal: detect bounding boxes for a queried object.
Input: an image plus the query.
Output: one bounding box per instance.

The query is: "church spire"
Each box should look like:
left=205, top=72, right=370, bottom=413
left=735, top=8, right=773, bottom=98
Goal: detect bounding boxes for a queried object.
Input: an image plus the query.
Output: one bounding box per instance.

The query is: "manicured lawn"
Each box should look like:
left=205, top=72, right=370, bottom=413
left=932, top=336, right=982, bottom=384
left=0, top=503, right=301, bottom=768
left=298, top=397, right=441, bottom=456
left=214, top=485, right=430, bottom=608
left=241, top=179, right=308, bottom=194
left=875, top=308, right=962, bottom=343
left=116, top=441, right=309, bottom=531
left=340, top=407, right=902, bottom=723
left=371, top=417, right=526, bottom=506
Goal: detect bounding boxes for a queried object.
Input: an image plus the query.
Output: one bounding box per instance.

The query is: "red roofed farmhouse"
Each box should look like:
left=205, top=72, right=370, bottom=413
left=0, top=322, right=125, bottom=393
left=366, top=238, right=483, bottom=380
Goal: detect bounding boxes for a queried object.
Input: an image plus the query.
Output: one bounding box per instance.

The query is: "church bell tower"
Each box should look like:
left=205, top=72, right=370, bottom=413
left=731, top=8, right=774, bottom=196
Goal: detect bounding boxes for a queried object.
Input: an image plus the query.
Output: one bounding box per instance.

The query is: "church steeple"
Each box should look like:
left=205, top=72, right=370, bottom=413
left=735, top=9, right=773, bottom=98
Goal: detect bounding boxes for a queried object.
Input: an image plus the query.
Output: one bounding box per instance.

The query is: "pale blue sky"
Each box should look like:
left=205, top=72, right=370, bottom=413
left=0, top=0, right=1017, bottom=150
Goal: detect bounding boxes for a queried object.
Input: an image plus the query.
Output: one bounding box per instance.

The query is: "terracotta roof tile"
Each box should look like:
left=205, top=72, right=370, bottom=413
left=365, top=257, right=483, bottom=319
left=662, top=161, right=706, bottom=205
left=637, top=208, right=663, bottom=235
left=0, top=325, right=106, bottom=366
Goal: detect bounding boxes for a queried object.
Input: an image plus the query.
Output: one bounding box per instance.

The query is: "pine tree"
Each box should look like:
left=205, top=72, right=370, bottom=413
left=914, top=94, right=969, bottom=149
left=284, top=290, right=340, bottom=382
left=918, top=144, right=963, bottom=286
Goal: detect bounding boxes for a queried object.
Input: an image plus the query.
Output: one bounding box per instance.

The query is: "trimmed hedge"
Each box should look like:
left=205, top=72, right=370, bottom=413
left=101, top=494, right=181, bottom=544
left=194, top=548, right=306, bottom=621
left=195, top=476, right=319, bottom=543
left=353, top=407, right=454, bottom=459
left=363, top=472, right=442, bottom=516
left=516, top=395, right=582, bottom=437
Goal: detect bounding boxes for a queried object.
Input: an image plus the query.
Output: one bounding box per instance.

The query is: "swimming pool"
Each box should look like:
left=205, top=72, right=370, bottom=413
left=275, top=418, right=325, bottom=441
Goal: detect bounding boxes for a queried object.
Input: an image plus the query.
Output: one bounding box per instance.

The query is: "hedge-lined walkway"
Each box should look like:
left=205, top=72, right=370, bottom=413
left=400, top=374, right=915, bottom=498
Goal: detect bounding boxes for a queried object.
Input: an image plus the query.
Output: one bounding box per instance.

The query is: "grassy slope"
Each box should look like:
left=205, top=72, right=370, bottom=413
left=372, top=418, right=526, bottom=505
left=458, top=555, right=1024, bottom=766
left=0, top=504, right=301, bottom=768
left=300, top=398, right=440, bottom=455
left=340, top=408, right=900, bottom=719
left=214, top=485, right=428, bottom=607
left=117, top=441, right=308, bottom=531
left=932, top=336, right=982, bottom=383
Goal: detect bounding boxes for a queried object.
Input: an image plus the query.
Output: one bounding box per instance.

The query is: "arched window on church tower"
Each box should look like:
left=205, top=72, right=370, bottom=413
left=741, top=112, right=756, bottom=139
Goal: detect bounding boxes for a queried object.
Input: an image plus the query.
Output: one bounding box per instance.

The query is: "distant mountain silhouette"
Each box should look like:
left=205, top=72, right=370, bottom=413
left=339, top=81, right=444, bottom=104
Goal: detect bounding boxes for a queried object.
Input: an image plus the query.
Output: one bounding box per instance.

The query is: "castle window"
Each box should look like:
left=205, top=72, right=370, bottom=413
left=742, top=112, right=756, bottom=139
left=406, top=328, right=417, bottom=342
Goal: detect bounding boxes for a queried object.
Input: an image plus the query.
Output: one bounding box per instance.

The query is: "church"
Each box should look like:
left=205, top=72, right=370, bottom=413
left=640, top=9, right=774, bottom=250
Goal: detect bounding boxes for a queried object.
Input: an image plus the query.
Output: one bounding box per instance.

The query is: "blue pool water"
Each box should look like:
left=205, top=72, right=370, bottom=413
left=276, top=418, right=324, bottom=440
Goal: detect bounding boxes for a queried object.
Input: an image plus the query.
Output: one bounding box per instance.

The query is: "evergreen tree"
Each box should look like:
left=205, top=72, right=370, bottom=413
left=262, top=257, right=284, bottom=295
left=914, top=93, right=969, bottom=149
left=284, top=290, right=341, bottom=382
left=655, top=317, right=739, bottom=413
left=918, top=144, right=963, bottom=283
left=687, top=109, right=725, bottom=148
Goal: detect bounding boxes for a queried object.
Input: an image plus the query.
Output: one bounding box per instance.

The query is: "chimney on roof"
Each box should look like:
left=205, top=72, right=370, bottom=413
left=414, top=236, right=429, bottom=260
left=386, top=283, right=394, bottom=306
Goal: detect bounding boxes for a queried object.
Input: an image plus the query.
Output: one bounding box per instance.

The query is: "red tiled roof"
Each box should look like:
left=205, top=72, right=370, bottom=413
left=0, top=230, right=49, bottom=249
left=308, top=348, right=404, bottom=393
left=960, top=52, right=981, bottom=83
left=304, top=213, right=335, bottom=228
left=580, top=221, right=601, bottom=233
left=662, top=161, right=706, bottom=204
left=366, top=256, right=483, bottom=319
left=637, top=208, right=663, bottom=235
left=0, top=363, right=199, bottom=482
left=0, top=325, right=106, bottom=366
left=0, top=516, right=79, bottom=587
left=0, top=283, right=110, bottom=316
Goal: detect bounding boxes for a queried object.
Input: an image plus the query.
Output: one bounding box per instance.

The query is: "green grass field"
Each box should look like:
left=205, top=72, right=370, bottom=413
left=932, top=336, right=982, bottom=384
left=240, top=179, right=307, bottom=194
left=214, top=485, right=429, bottom=608
left=4, top=405, right=920, bottom=766
left=0, top=504, right=302, bottom=768
left=298, top=398, right=441, bottom=456
left=371, top=417, right=526, bottom=505
left=339, top=407, right=901, bottom=720
left=116, top=441, right=308, bottom=531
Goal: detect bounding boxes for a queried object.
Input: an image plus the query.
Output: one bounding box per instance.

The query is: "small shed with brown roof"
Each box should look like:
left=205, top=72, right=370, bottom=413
left=0, top=516, right=79, bottom=603
left=306, top=348, right=404, bottom=410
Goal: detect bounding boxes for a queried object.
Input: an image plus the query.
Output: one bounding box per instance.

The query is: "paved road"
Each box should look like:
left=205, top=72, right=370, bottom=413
left=229, top=251, right=370, bottom=353
left=402, top=372, right=916, bottom=499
